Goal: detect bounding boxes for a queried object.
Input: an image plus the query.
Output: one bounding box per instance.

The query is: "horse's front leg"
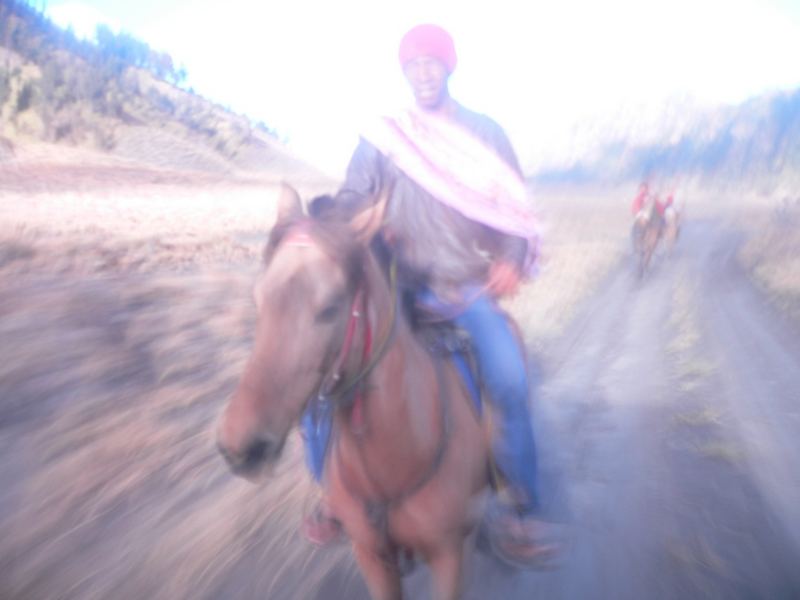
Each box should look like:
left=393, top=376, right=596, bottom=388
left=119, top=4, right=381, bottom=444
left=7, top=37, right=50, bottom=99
left=428, top=541, right=464, bottom=600
left=352, top=542, right=402, bottom=600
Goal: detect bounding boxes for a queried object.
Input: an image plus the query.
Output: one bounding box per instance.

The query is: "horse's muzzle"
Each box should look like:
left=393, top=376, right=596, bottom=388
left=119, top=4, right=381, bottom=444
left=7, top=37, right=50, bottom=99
left=217, top=434, right=285, bottom=479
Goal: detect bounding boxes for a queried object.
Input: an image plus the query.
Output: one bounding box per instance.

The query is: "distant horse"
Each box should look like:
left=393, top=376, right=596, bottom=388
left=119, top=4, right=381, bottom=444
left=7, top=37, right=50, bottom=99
left=632, top=203, right=664, bottom=278
left=661, top=204, right=681, bottom=253
left=217, top=185, right=490, bottom=600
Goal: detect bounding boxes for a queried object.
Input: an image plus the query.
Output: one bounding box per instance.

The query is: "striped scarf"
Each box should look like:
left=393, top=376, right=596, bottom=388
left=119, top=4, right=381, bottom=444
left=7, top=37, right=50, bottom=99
left=361, top=107, right=540, bottom=271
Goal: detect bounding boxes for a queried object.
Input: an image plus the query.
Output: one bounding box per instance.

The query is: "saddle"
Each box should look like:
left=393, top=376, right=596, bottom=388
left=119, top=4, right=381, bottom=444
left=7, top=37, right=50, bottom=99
left=408, top=300, right=507, bottom=496
left=408, top=299, right=484, bottom=416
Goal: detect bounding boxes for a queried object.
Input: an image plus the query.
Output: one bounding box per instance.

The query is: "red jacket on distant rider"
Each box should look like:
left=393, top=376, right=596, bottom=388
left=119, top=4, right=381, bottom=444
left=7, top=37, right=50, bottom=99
left=631, top=182, right=649, bottom=215
left=656, top=193, right=674, bottom=216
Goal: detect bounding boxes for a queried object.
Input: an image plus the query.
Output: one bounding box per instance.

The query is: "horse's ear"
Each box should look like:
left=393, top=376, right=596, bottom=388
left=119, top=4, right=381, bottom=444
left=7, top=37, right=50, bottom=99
left=276, top=182, right=304, bottom=224
left=351, top=183, right=391, bottom=243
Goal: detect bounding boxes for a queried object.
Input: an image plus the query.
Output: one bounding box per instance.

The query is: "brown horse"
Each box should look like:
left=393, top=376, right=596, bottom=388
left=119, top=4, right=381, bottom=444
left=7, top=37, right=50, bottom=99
left=632, top=203, right=664, bottom=278
left=217, top=185, right=489, bottom=600
left=662, top=205, right=681, bottom=253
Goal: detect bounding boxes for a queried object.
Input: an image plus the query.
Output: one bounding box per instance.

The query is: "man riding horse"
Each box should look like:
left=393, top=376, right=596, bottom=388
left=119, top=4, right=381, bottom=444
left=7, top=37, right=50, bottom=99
left=301, top=24, right=548, bottom=562
left=631, top=181, right=679, bottom=244
left=632, top=181, right=656, bottom=225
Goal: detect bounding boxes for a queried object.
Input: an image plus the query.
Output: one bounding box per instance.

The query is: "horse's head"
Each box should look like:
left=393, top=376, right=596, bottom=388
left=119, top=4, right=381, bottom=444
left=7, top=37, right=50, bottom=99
left=217, top=184, right=379, bottom=479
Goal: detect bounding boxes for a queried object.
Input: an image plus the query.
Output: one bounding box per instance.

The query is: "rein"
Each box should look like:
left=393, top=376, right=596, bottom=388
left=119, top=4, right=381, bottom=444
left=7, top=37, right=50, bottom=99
left=317, top=259, right=399, bottom=406
left=287, top=225, right=453, bottom=543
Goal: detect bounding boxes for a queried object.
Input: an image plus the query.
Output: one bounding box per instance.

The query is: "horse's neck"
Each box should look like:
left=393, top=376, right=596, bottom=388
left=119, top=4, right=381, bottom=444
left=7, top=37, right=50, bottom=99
left=335, top=258, right=442, bottom=495
left=363, top=259, right=439, bottom=445
left=369, top=324, right=440, bottom=447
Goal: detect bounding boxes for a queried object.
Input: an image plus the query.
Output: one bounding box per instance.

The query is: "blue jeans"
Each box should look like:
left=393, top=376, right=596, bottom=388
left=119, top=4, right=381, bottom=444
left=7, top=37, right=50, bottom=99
left=301, top=397, right=333, bottom=482
left=301, top=290, right=540, bottom=514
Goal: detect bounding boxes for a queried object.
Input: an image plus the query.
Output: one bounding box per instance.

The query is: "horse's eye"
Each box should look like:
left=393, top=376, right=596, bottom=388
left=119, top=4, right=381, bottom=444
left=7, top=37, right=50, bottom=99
left=316, top=303, right=341, bottom=323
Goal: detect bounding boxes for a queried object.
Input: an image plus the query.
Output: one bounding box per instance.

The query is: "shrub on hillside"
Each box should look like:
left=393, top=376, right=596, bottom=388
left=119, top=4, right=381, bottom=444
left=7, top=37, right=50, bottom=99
left=16, top=80, right=34, bottom=111
left=0, top=74, right=9, bottom=106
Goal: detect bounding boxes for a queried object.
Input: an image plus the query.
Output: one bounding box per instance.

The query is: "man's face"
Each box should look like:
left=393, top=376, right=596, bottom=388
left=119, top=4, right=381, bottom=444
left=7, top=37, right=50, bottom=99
left=403, top=56, right=450, bottom=110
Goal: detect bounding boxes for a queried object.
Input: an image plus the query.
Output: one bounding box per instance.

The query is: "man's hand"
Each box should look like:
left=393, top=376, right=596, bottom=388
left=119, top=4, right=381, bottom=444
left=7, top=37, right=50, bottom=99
left=487, top=259, right=522, bottom=297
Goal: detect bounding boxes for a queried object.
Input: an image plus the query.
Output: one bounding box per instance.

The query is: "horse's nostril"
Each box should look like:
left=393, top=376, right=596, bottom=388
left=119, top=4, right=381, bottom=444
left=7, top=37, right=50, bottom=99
left=244, top=438, right=270, bottom=468
left=218, top=435, right=283, bottom=476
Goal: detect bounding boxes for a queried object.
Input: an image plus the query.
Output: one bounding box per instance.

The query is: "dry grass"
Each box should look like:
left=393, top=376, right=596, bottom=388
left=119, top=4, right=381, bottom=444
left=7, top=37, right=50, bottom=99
left=1, top=43, right=321, bottom=180
left=665, top=270, right=742, bottom=465
left=666, top=277, right=718, bottom=386
left=507, top=185, right=628, bottom=348
left=695, top=441, right=743, bottom=464
left=672, top=407, right=724, bottom=428
left=0, top=157, right=349, bottom=598
left=667, top=280, right=701, bottom=356
left=0, top=267, right=358, bottom=599
left=738, top=199, right=800, bottom=323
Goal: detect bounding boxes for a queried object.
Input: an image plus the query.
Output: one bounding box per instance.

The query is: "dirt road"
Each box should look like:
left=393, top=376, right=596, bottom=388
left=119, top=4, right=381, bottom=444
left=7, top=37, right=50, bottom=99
left=459, top=219, right=800, bottom=599
left=1, top=211, right=799, bottom=598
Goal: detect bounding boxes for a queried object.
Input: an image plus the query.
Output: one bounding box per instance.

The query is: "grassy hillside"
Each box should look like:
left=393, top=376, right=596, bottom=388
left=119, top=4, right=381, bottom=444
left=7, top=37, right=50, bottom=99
left=0, top=0, right=325, bottom=179
left=531, top=89, right=800, bottom=193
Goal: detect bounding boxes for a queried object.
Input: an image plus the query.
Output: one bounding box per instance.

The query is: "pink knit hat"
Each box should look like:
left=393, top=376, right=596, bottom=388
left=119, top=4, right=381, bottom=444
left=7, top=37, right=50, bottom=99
left=398, top=24, right=457, bottom=73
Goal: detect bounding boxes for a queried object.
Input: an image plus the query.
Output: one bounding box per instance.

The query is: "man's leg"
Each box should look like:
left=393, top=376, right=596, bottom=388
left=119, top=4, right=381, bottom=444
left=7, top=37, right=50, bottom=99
left=300, top=402, right=343, bottom=546
left=453, top=294, right=539, bottom=514
left=300, top=401, right=333, bottom=483
left=453, top=294, right=560, bottom=566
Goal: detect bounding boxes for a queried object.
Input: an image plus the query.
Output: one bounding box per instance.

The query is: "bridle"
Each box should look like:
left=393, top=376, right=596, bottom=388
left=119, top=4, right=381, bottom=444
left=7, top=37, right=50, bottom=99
left=315, top=259, right=399, bottom=411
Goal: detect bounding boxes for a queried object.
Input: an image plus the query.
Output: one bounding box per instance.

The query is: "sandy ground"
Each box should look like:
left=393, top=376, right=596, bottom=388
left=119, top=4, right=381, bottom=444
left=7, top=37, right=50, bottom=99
left=1, top=157, right=799, bottom=599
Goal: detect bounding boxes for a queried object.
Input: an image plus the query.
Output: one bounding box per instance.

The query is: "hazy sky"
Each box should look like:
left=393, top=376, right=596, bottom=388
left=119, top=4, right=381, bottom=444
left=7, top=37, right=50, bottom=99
left=46, top=0, right=800, bottom=175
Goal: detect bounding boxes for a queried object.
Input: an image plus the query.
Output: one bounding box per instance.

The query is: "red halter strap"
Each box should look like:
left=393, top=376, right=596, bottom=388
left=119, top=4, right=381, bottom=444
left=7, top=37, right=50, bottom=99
left=318, top=286, right=368, bottom=399
left=279, top=222, right=389, bottom=416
